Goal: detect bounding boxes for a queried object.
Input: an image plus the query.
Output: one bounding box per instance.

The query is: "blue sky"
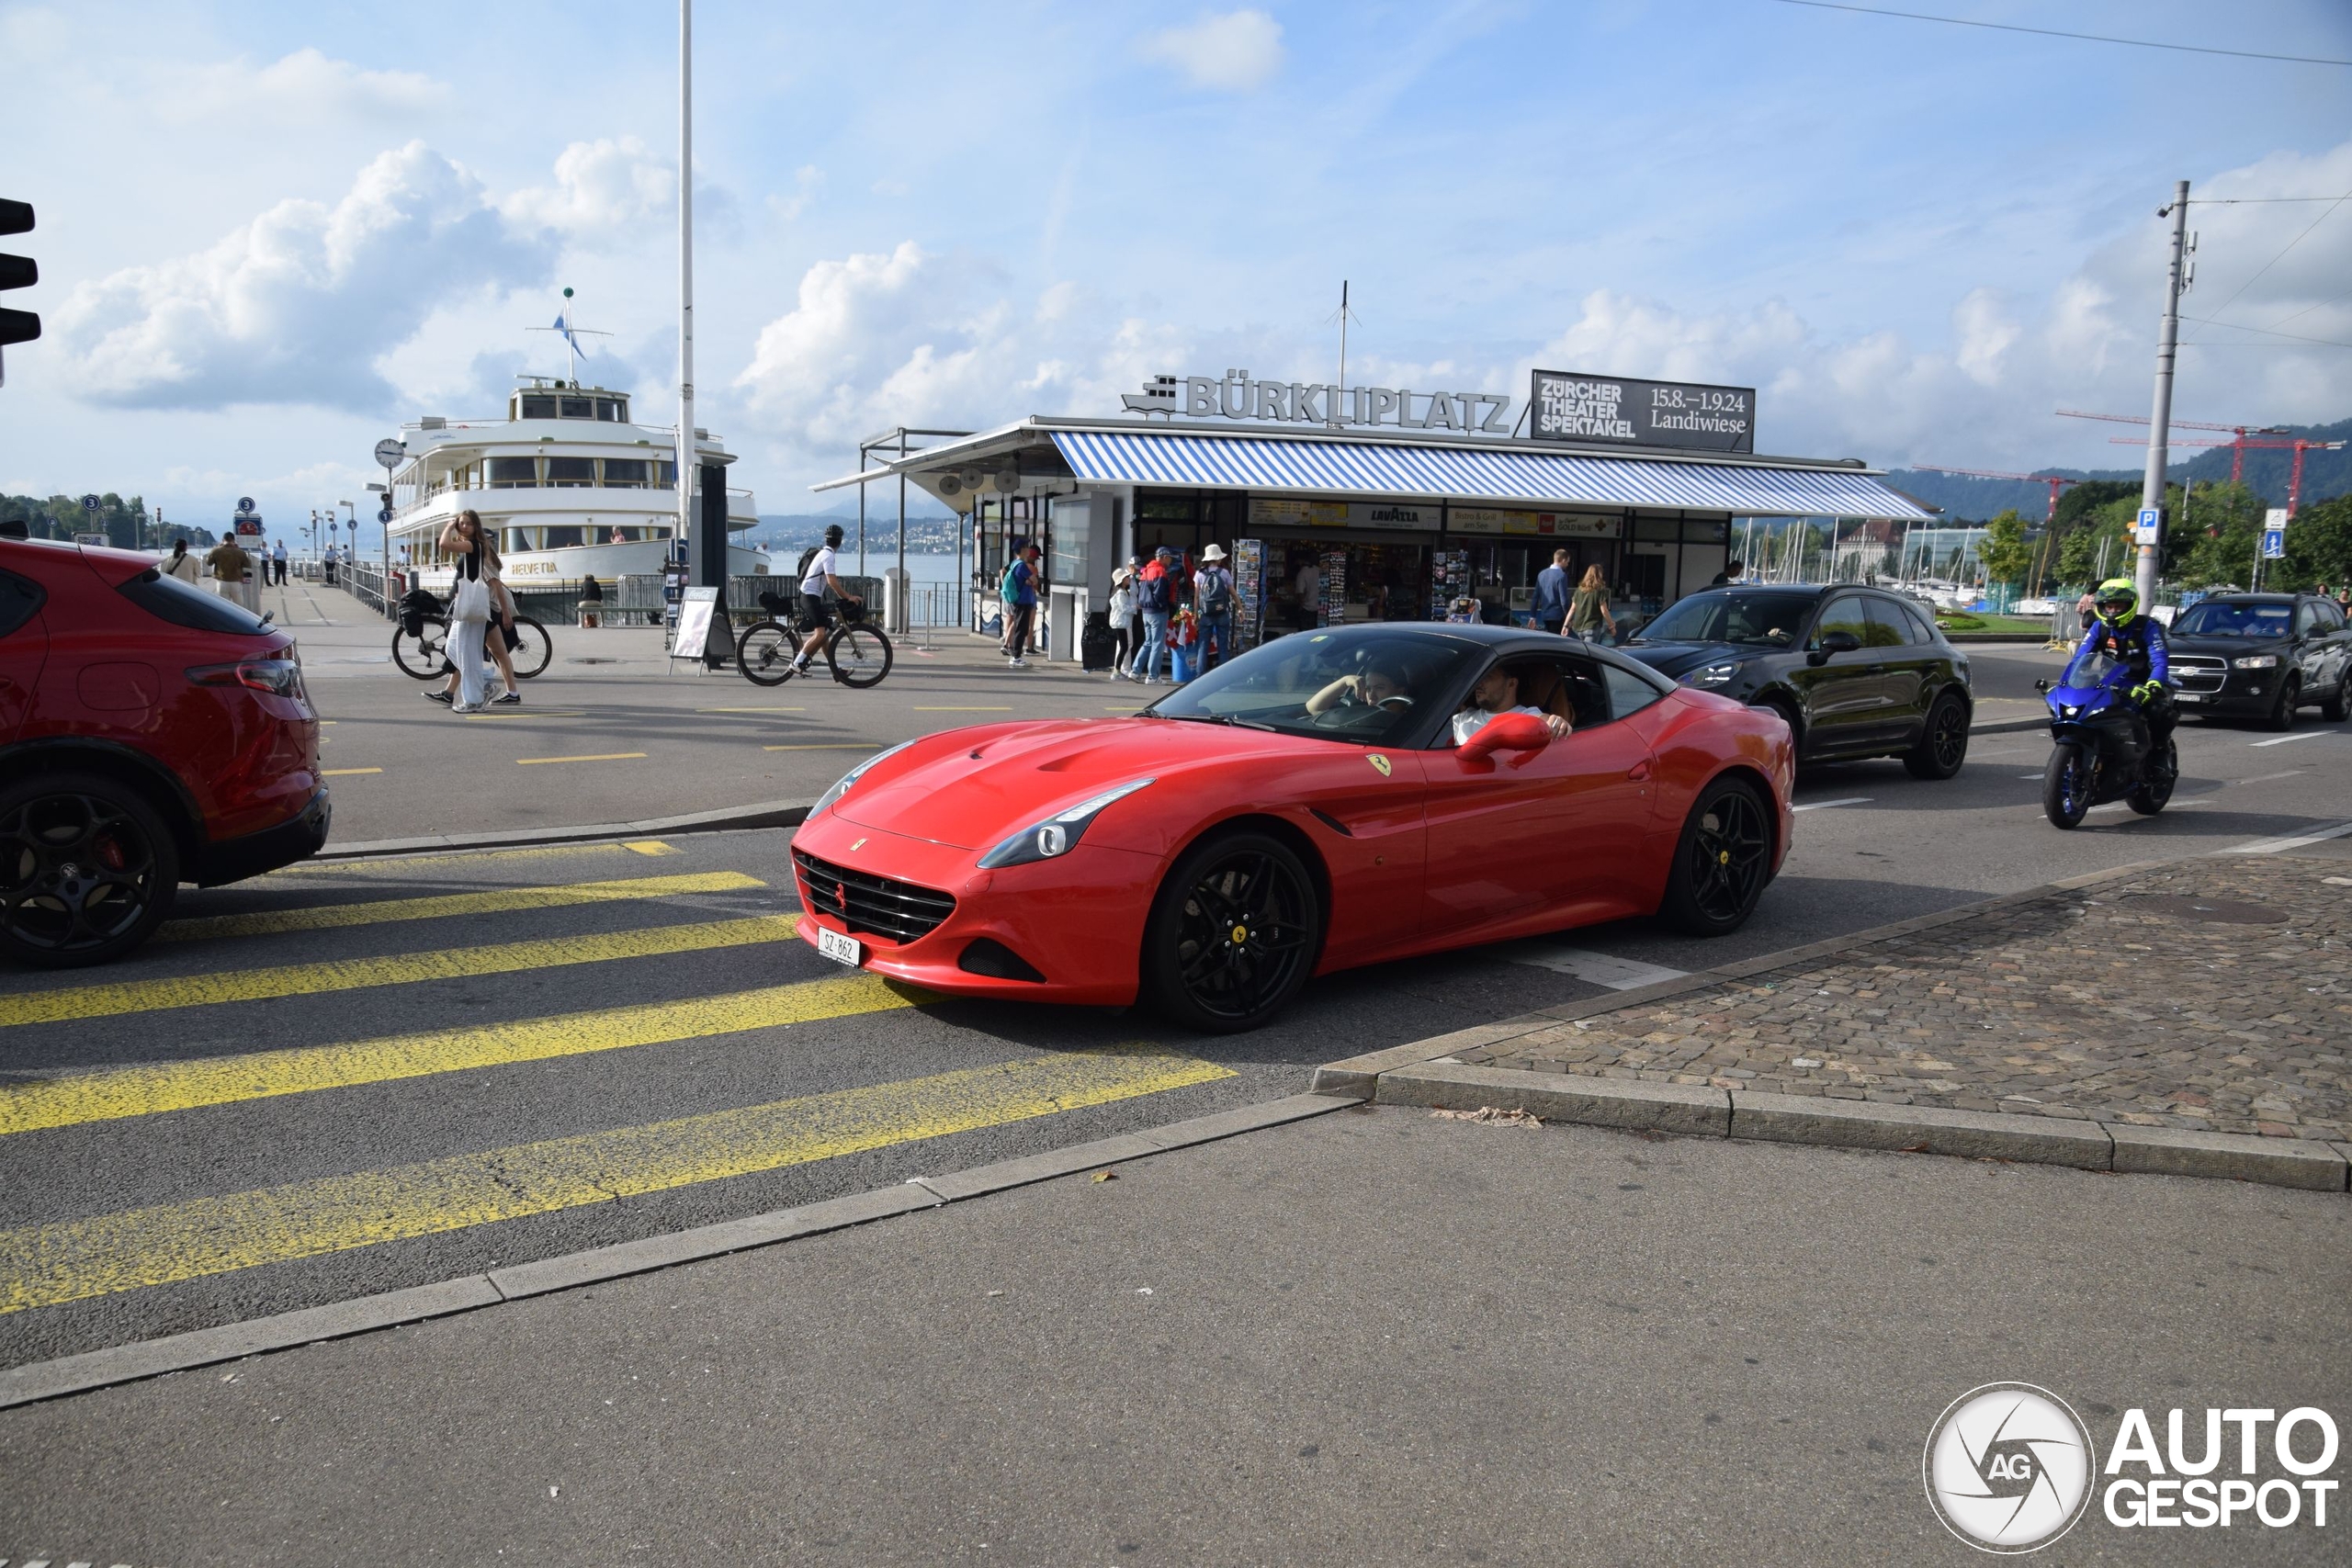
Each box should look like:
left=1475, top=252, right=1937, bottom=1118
left=4, top=0, right=2348, bottom=543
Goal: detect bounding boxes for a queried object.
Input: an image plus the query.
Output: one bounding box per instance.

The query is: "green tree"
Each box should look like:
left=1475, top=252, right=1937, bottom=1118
left=1978, top=509, right=2034, bottom=586
left=2056, top=526, right=2099, bottom=588
left=2280, top=492, right=2352, bottom=591
left=2171, top=480, right=2267, bottom=590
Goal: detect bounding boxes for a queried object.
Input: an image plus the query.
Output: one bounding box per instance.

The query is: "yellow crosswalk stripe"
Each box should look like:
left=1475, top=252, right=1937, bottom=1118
left=158, top=871, right=765, bottom=942
left=0, top=1046, right=1232, bottom=1314
left=266, top=841, right=647, bottom=875
left=0, top=915, right=800, bottom=1029
left=516, top=751, right=645, bottom=764
left=623, top=840, right=679, bottom=855
left=0, top=972, right=914, bottom=1136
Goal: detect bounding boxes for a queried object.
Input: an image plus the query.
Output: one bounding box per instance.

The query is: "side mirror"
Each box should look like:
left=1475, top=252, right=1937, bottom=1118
left=1807, top=629, right=1860, bottom=666
left=1459, top=711, right=1552, bottom=762
left=2034, top=677, right=2050, bottom=693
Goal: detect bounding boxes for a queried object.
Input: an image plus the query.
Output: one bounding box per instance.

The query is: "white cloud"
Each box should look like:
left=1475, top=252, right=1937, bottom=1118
left=164, top=48, right=452, bottom=123
left=501, top=137, right=678, bottom=238
left=767, top=165, right=826, bottom=224
left=733, top=243, right=1193, bottom=460
left=1139, top=9, right=1286, bottom=93
left=54, top=141, right=553, bottom=413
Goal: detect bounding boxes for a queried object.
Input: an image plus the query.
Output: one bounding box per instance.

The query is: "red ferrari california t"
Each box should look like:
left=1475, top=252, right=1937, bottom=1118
left=790, top=623, right=1792, bottom=1032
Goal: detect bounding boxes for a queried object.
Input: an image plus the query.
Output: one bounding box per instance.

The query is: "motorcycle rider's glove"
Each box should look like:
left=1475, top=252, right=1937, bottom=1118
left=2131, top=681, right=2163, bottom=705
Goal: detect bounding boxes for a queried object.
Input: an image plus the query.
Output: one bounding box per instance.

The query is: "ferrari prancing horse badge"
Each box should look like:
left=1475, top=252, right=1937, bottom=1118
left=1366, top=754, right=1391, bottom=777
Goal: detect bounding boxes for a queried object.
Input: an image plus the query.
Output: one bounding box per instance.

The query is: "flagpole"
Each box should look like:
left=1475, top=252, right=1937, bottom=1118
left=675, top=0, right=696, bottom=572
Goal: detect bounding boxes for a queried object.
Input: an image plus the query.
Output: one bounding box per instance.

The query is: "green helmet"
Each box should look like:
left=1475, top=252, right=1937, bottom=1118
left=2094, top=577, right=2138, bottom=626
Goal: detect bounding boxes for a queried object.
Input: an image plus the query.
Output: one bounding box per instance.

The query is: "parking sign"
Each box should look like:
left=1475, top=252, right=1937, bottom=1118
left=2133, top=506, right=2160, bottom=545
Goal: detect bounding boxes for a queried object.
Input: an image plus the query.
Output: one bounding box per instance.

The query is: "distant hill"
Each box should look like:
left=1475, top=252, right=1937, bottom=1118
left=1884, top=416, right=2350, bottom=523
left=750, top=512, right=963, bottom=554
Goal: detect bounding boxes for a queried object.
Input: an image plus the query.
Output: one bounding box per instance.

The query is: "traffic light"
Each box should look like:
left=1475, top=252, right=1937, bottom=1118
left=0, top=197, right=38, bottom=389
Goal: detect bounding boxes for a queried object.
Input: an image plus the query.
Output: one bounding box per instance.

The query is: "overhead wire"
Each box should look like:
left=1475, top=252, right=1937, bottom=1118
left=1770, top=1, right=2352, bottom=67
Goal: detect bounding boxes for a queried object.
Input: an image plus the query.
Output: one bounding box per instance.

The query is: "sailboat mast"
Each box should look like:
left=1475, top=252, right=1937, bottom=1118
left=675, top=0, right=696, bottom=562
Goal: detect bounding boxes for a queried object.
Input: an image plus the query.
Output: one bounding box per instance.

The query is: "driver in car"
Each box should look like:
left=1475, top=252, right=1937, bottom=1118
left=1306, top=658, right=1413, bottom=716
left=1453, top=666, right=1572, bottom=746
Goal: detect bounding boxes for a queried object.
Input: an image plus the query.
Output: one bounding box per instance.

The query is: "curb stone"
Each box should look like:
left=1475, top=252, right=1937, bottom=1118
left=314, top=796, right=819, bottom=860
left=1312, top=853, right=2352, bottom=1194
left=0, top=1094, right=1349, bottom=1411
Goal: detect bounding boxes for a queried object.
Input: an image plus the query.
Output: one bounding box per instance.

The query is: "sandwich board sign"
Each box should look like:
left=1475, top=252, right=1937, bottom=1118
left=671, top=585, right=722, bottom=662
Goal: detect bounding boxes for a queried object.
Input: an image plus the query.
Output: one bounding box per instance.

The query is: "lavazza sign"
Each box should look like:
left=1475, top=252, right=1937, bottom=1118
left=1123, top=368, right=1757, bottom=454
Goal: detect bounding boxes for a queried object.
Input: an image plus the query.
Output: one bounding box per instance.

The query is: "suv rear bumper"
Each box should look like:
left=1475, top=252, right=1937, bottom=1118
left=190, top=786, right=331, bottom=886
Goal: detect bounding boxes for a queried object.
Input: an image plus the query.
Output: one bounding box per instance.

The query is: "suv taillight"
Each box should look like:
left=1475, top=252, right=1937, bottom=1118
left=187, top=658, right=305, bottom=698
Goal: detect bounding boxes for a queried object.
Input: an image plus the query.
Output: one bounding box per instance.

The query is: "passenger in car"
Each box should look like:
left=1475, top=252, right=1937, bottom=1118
left=1306, top=658, right=1412, bottom=715
left=1452, top=664, right=1572, bottom=746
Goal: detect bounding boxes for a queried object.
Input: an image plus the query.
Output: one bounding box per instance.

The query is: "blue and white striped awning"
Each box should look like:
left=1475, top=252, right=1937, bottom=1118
left=1051, top=429, right=1932, bottom=520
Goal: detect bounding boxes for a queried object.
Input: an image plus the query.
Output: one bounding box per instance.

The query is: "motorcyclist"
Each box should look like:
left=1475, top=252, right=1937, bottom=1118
left=2068, top=576, right=2175, bottom=749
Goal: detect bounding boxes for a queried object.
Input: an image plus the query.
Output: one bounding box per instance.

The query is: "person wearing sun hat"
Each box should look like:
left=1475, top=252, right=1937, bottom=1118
left=1107, top=564, right=1138, bottom=678
left=1194, top=543, right=1236, bottom=670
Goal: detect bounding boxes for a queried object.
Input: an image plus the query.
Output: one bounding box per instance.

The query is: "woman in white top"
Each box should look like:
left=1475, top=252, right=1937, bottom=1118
left=1107, top=566, right=1137, bottom=679
left=162, top=538, right=202, bottom=584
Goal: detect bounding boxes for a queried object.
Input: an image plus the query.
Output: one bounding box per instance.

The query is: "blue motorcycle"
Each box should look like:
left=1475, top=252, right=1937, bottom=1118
left=2036, top=649, right=2177, bottom=829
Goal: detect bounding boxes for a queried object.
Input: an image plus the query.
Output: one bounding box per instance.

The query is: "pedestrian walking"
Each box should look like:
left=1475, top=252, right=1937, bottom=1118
left=1107, top=566, right=1137, bottom=677
left=482, top=544, right=523, bottom=705
left=1000, top=540, right=1040, bottom=667
left=2075, top=588, right=2098, bottom=633
left=1566, top=565, right=1616, bottom=642
left=431, top=510, right=496, bottom=714
left=579, top=573, right=605, bottom=628
left=1532, top=547, right=1573, bottom=633
left=204, top=535, right=251, bottom=603
left=1129, top=546, right=1178, bottom=683
left=1194, top=543, right=1235, bottom=669
left=272, top=539, right=288, bottom=586
left=163, top=537, right=201, bottom=585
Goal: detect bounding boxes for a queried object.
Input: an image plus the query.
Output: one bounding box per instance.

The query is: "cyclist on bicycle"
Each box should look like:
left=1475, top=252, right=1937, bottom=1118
left=791, top=524, right=863, bottom=677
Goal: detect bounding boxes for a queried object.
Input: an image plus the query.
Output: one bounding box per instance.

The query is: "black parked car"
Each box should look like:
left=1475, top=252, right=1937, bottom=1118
left=1618, top=585, right=1973, bottom=777
left=2164, top=592, right=2351, bottom=728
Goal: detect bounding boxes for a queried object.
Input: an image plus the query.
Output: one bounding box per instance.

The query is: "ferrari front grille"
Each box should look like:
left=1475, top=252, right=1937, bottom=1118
left=792, top=849, right=957, bottom=944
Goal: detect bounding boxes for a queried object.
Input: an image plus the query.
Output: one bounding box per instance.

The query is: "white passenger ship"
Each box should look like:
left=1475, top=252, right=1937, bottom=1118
left=382, top=378, right=769, bottom=586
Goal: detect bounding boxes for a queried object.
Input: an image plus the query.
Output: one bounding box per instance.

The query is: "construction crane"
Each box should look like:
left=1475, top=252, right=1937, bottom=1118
left=2106, top=435, right=2348, bottom=516
left=2058, top=408, right=2288, bottom=484
left=1913, top=466, right=2080, bottom=521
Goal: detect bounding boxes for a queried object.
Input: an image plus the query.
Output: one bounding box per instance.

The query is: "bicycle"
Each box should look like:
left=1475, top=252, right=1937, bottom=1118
left=392, top=590, right=553, bottom=682
left=737, top=592, right=893, bottom=688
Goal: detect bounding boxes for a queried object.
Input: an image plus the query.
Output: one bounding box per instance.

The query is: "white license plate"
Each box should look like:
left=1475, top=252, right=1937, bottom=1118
left=815, top=924, right=863, bottom=967
left=2175, top=693, right=2200, bottom=703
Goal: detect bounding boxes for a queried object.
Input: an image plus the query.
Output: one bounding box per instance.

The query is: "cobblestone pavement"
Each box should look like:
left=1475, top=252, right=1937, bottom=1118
left=1463, top=852, right=2352, bottom=1142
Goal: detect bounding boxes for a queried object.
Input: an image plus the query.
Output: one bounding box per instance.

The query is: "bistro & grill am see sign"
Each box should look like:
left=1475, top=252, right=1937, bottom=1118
left=1123, top=368, right=1758, bottom=453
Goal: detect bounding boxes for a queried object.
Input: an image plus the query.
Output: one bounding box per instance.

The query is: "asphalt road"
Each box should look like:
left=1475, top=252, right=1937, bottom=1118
left=278, top=582, right=2088, bottom=844
left=6, top=1110, right=2345, bottom=1566
left=2, top=693, right=2346, bottom=1371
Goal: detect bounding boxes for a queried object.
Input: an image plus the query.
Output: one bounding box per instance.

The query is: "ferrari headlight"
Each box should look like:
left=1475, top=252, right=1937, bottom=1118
left=2233, top=654, right=2278, bottom=670
left=813, top=739, right=916, bottom=816
left=1686, top=662, right=1742, bottom=687
left=978, top=779, right=1156, bottom=869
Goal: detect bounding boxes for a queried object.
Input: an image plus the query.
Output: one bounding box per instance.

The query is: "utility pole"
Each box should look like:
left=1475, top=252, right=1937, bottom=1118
left=675, top=0, right=697, bottom=582
left=2135, top=181, right=2190, bottom=609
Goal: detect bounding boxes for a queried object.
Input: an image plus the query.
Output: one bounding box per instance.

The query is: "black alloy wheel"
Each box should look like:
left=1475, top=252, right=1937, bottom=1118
left=0, top=773, right=181, bottom=968
left=2042, top=740, right=2091, bottom=829
left=391, top=616, right=450, bottom=679
left=2266, top=676, right=2300, bottom=732
left=1904, top=692, right=1971, bottom=780
left=1658, top=780, right=1772, bottom=936
left=2127, top=737, right=2177, bottom=816
left=1145, top=829, right=1321, bottom=1032
left=735, top=621, right=799, bottom=687
left=828, top=624, right=895, bottom=688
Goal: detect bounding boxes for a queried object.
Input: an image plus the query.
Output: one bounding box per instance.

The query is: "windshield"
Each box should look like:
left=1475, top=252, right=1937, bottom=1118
left=1148, top=628, right=1480, bottom=744
left=2058, top=646, right=2135, bottom=691
left=2171, top=602, right=2291, bottom=639
left=1634, top=592, right=1813, bottom=648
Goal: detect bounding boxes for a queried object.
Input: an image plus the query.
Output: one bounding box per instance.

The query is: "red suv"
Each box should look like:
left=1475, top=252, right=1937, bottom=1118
left=0, top=537, right=329, bottom=966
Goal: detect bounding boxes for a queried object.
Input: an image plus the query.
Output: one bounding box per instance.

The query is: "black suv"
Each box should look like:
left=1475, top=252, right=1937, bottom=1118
left=2165, top=592, right=2351, bottom=728
left=1619, top=585, right=1973, bottom=777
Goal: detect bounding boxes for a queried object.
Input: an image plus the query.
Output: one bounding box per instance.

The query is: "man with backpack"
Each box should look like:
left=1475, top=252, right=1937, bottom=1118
left=1194, top=543, right=1236, bottom=670
left=1001, top=539, right=1040, bottom=668
left=1128, top=546, right=1179, bottom=683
